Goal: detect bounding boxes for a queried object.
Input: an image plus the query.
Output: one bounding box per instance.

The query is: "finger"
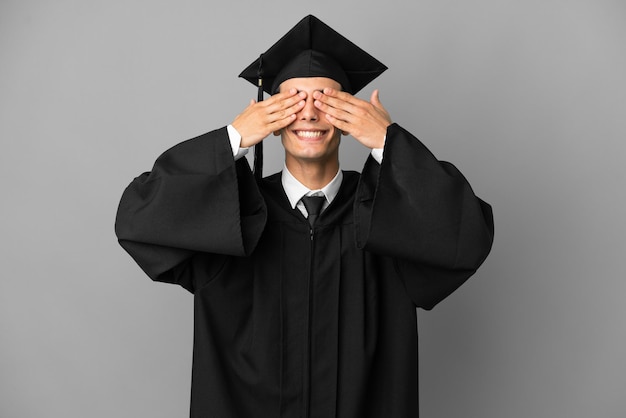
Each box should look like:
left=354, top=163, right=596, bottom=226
left=314, top=89, right=359, bottom=111
left=267, top=113, right=297, bottom=132
left=265, top=92, right=306, bottom=125
left=278, top=91, right=307, bottom=112
left=265, top=98, right=305, bottom=124
left=321, top=87, right=358, bottom=103
left=369, top=89, right=392, bottom=123
left=324, top=112, right=353, bottom=132
left=270, top=88, right=303, bottom=105
left=264, top=91, right=306, bottom=115
left=271, top=88, right=299, bottom=100
left=313, top=91, right=357, bottom=117
left=254, top=89, right=296, bottom=112
left=312, top=100, right=352, bottom=127
left=370, top=89, right=382, bottom=108
left=316, top=91, right=370, bottom=120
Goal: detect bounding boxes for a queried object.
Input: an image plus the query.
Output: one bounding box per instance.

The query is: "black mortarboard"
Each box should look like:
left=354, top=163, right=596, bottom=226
left=240, top=15, right=387, bottom=95
left=238, top=15, right=388, bottom=179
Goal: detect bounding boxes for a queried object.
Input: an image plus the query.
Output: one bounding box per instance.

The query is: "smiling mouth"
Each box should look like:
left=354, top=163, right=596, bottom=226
left=294, top=130, right=327, bottom=139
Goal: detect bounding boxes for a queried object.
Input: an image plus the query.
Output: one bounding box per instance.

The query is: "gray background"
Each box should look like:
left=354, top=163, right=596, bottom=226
left=1, top=0, right=625, bottom=417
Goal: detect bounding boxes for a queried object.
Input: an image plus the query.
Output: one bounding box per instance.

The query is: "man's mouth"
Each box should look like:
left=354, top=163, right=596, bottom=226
left=294, top=130, right=326, bottom=139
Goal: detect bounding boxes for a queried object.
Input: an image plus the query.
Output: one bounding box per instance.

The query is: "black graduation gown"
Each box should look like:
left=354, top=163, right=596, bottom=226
left=115, top=123, right=494, bottom=418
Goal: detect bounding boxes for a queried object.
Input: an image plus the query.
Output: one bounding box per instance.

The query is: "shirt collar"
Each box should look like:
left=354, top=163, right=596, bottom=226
left=281, top=165, right=343, bottom=209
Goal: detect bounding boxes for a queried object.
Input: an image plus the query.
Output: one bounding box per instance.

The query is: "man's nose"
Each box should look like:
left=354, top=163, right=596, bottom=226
left=298, top=95, right=319, bottom=121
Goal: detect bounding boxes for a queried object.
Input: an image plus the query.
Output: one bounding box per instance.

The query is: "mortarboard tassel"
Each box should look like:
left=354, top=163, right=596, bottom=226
left=253, top=54, right=264, bottom=181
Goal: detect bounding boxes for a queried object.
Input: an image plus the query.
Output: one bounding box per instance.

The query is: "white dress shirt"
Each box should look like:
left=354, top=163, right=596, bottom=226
left=281, top=166, right=343, bottom=217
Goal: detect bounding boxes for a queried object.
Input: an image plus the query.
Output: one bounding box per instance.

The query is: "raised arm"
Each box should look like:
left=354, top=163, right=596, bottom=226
left=115, top=127, right=266, bottom=291
left=354, top=124, right=494, bottom=309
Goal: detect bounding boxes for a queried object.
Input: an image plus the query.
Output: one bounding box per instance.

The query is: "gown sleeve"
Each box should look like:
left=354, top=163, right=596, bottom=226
left=114, top=127, right=267, bottom=292
left=354, top=123, right=494, bottom=309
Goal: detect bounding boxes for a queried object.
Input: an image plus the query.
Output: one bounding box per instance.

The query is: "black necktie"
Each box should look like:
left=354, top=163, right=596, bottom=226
left=301, top=195, right=325, bottom=227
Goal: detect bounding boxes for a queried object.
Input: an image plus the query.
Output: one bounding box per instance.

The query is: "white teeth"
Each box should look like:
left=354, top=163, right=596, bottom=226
left=296, top=131, right=324, bottom=138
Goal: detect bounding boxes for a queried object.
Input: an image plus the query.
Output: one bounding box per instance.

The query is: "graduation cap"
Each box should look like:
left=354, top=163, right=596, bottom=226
left=238, top=15, right=388, bottom=179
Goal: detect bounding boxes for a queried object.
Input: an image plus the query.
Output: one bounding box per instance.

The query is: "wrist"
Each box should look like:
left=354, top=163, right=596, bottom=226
left=226, top=125, right=245, bottom=155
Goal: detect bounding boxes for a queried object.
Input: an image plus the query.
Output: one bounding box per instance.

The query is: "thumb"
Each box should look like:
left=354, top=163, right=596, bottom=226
left=371, top=89, right=383, bottom=108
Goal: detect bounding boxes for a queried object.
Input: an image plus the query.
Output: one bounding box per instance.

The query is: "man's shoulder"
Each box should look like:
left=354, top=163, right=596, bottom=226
left=341, top=170, right=361, bottom=181
left=260, top=171, right=282, bottom=186
left=257, top=172, right=284, bottom=200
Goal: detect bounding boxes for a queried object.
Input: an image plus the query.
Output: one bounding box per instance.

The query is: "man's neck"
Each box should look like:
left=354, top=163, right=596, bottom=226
left=285, top=158, right=340, bottom=190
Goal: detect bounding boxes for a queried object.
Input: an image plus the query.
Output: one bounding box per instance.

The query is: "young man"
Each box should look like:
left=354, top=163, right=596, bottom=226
left=116, top=15, right=494, bottom=418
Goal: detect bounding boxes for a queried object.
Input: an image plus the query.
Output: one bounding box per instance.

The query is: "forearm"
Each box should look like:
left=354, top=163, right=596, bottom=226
left=115, top=128, right=266, bottom=283
left=356, top=123, right=494, bottom=268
